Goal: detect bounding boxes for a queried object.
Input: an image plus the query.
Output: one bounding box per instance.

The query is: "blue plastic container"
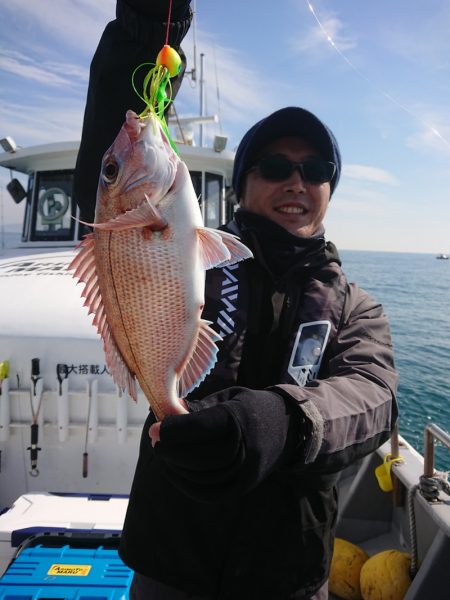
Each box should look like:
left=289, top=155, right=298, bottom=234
left=0, top=535, right=133, bottom=599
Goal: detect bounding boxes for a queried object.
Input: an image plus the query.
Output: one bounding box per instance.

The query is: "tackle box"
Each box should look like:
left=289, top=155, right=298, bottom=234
left=0, top=533, right=133, bottom=599
left=0, top=492, right=129, bottom=577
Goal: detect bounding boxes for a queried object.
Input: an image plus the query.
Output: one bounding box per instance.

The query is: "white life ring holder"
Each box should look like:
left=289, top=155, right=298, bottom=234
left=38, top=187, right=70, bottom=224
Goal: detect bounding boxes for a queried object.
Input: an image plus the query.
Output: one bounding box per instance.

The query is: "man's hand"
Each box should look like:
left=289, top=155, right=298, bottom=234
left=149, top=397, right=189, bottom=447
left=149, top=421, right=162, bottom=446
left=147, top=387, right=306, bottom=501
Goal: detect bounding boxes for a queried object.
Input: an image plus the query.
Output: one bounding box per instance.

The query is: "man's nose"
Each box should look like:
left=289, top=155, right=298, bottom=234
left=283, top=167, right=307, bottom=192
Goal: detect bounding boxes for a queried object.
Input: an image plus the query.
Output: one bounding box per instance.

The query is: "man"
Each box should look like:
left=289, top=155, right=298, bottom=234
left=75, top=2, right=398, bottom=599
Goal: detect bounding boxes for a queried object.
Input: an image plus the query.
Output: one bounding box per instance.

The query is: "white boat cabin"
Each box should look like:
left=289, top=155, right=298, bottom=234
left=0, top=140, right=237, bottom=250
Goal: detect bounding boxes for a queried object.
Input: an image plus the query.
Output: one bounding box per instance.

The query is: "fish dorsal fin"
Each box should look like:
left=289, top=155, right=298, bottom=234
left=68, top=234, right=137, bottom=401
left=177, top=319, right=222, bottom=398
left=197, top=227, right=253, bottom=270
left=80, top=195, right=167, bottom=232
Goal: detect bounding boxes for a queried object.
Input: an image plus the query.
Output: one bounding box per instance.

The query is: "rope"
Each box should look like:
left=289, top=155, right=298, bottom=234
left=419, top=474, right=450, bottom=501
left=407, top=472, right=450, bottom=578
left=407, top=484, right=420, bottom=578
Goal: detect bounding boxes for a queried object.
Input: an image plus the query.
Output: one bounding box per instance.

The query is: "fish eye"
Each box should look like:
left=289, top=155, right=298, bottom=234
left=102, top=159, right=120, bottom=185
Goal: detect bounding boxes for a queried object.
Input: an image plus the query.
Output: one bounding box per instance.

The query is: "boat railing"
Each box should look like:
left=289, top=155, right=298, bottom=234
left=423, top=423, right=450, bottom=478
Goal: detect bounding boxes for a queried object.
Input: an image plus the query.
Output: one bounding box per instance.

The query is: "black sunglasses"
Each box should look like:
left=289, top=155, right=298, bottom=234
left=249, top=155, right=336, bottom=185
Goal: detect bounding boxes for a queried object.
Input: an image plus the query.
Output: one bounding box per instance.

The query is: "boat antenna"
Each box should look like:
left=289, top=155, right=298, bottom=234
left=186, top=0, right=198, bottom=83
left=213, top=44, right=223, bottom=135
left=199, top=52, right=205, bottom=146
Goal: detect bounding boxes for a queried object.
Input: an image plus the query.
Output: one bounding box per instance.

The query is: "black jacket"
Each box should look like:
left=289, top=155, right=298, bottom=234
left=119, top=215, right=398, bottom=600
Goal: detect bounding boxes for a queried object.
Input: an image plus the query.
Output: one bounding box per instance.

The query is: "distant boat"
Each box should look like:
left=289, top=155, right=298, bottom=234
left=436, top=253, right=449, bottom=260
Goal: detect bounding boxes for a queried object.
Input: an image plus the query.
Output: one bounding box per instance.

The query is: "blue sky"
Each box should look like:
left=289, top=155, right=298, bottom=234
left=1, top=0, right=450, bottom=253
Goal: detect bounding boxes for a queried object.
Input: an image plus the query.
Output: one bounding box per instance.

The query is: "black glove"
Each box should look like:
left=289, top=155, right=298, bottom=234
left=155, top=387, right=308, bottom=502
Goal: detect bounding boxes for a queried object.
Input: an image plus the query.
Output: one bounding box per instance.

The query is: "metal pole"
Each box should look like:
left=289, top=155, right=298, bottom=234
left=199, top=53, right=205, bottom=148
left=390, top=423, right=403, bottom=506
left=391, top=422, right=400, bottom=458
left=0, top=185, right=4, bottom=250
left=424, top=427, right=435, bottom=478
left=423, top=423, right=450, bottom=477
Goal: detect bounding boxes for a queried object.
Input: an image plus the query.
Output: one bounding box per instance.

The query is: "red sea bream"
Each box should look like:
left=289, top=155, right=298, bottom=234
left=69, top=110, right=252, bottom=419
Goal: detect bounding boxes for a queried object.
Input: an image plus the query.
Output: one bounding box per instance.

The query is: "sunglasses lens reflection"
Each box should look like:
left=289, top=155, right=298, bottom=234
left=257, top=156, right=335, bottom=184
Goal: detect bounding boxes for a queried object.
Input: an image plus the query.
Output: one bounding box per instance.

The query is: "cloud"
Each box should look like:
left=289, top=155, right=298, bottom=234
left=0, top=49, right=86, bottom=88
left=332, top=187, right=392, bottom=217
left=379, top=6, right=450, bottom=70
left=174, top=29, right=276, bottom=148
left=343, top=164, right=398, bottom=185
left=289, top=5, right=357, bottom=60
left=1, top=0, right=114, bottom=58
left=405, top=117, right=450, bottom=155
left=0, top=98, right=84, bottom=146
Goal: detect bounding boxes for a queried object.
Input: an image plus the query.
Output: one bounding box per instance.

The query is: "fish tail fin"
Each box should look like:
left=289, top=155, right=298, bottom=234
left=197, top=227, right=253, bottom=270
left=177, top=320, right=222, bottom=398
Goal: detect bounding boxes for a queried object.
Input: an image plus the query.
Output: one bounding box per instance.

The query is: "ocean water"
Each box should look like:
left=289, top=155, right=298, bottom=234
left=1, top=231, right=449, bottom=468
left=340, top=250, right=450, bottom=471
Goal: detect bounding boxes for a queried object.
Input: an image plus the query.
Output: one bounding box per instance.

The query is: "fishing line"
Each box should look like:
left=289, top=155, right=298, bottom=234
left=165, top=0, right=174, bottom=46
left=305, top=0, right=450, bottom=150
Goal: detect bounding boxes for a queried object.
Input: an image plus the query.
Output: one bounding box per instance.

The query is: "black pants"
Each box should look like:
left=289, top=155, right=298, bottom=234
left=129, top=573, right=329, bottom=599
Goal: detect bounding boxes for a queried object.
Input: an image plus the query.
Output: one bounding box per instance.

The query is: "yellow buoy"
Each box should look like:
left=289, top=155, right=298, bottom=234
left=360, top=549, right=411, bottom=600
left=329, top=537, right=369, bottom=600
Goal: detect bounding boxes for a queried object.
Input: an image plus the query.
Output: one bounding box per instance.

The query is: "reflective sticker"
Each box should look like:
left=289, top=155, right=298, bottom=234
left=288, top=321, right=331, bottom=387
left=47, top=564, right=92, bottom=576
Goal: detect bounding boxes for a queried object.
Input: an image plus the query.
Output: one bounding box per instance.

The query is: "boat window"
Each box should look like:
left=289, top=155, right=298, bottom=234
left=189, top=171, right=224, bottom=228
left=30, top=171, right=76, bottom=241
left=205, top=174, right=221, bottom=228
left=190, top=171, right=202, bottom=200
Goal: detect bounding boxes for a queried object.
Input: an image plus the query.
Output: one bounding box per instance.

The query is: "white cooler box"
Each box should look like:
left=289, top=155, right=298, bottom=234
left=0, top=492, right=129, bottom=576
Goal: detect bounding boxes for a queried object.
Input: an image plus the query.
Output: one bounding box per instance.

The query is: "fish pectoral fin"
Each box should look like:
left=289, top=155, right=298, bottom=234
left=68, top=233, right=138, bottom=401
left=83, top=195, right=168, bottom=231
left=178, top=320, right=222, bottom=398
left=197, top=227, right=253, bottom=270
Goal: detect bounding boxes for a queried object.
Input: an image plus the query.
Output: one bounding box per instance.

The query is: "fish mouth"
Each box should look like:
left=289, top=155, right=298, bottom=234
left=123, top=174, right=152, bottom=193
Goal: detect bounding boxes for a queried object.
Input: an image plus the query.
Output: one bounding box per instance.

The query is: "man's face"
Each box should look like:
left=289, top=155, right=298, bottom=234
left=239, top=137, right=331, bottom=237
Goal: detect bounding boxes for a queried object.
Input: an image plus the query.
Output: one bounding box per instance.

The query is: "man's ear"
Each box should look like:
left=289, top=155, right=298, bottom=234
left=238, top=180, right=247, bottom=206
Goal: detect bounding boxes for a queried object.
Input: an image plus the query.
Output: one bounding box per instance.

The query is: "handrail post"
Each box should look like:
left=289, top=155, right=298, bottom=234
left=424, top=427, right=435, bottom=478
left=391, top=423, right=400, bottom=458
left=391, top=423, right=403, bottom=506
left=423, top=423, right=450, bottom=478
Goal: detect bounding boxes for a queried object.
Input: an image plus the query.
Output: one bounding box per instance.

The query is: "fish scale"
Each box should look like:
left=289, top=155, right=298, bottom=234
left=115, top=232, right=194, bottom=400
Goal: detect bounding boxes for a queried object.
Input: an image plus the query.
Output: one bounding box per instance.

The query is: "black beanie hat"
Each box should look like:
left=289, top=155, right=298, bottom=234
left=232, top=106, right=341, bottom=201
